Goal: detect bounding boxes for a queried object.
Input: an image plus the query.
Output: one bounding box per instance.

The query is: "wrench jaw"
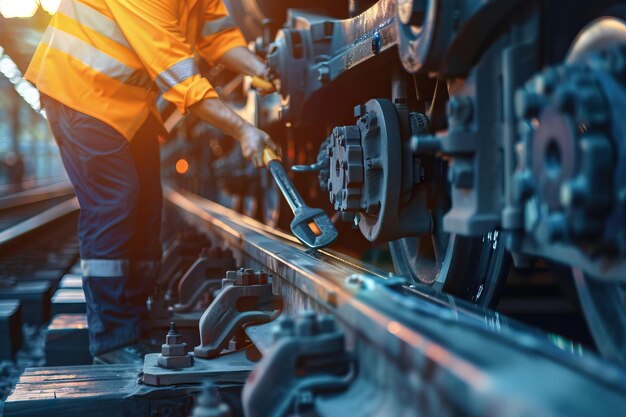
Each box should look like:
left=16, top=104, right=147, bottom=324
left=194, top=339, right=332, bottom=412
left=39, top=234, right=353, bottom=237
left=291, top=207, right=338, bottom=249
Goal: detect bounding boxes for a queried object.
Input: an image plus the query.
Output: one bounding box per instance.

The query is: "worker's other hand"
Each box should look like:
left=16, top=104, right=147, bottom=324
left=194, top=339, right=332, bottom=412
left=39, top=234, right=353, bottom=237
left=251, top=72, right=277, bottom=96
left=238, top=125, right=280, bottom=167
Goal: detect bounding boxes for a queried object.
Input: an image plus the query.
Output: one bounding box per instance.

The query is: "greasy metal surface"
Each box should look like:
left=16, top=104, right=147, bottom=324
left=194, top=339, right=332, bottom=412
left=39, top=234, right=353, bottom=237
left=266, top=0, right=397, bottom=125
left=331, top=0, right=397, bottom=73
left=165, top=186, right=626, bottom=416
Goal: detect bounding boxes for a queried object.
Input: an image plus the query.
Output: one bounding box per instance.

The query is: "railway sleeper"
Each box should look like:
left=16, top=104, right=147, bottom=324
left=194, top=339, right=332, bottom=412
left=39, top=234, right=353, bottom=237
left=44, top=314, right=91, bottom=366
left=0, top=299, right=22, bottom=360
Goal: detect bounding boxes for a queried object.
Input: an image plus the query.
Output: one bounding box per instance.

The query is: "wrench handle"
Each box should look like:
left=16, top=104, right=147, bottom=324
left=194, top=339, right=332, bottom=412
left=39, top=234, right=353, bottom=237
left=265, top=157, right=305, bottom=212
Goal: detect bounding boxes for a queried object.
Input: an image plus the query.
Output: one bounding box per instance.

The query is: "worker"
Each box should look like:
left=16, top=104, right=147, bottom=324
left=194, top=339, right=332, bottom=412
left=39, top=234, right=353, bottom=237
left=25, top=0, right=279, bottom=362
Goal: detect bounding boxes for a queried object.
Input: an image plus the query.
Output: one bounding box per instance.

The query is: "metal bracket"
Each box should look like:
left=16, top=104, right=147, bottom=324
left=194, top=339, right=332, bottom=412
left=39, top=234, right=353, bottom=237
left=153, top=232, right=210, bottom=314
left=193, top=268, right=282, bottom=359
left=242, top=311, right=355, bottom=417
left=171, top=247, right=235, bottom=313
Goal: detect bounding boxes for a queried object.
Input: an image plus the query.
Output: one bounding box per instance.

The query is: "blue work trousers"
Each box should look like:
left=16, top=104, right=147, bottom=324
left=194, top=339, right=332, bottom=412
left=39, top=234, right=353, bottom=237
left=43, top=96, right=162, bottom=356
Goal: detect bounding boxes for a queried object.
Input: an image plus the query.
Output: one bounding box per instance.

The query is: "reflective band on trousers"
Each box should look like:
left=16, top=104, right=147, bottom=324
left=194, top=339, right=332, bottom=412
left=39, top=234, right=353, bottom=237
left=57, top=0, right=131, bottom=49
left=81, top=259, right=129, bottom=277
left=155, top=57, right=199, bottom=93
left=41, top=27, right=152, bottom=88
left=202, top=15, right=236, bottom=37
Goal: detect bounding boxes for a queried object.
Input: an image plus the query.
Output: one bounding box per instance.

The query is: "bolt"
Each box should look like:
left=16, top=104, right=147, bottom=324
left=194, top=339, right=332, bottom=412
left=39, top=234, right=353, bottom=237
left=317, top=65, right=330, bottom=83
left=222, top=270, right=237, bottom=288
left=360, top=114, right=370, bottom=129
left=166, top=322, right=181, bottom=342
left=371, top=31, right=381, bottom=55
left=346, top=274, right=365, bottom=289
left=316, top=315, right=336, bottom=334
left=326, top=290, right=338, bottom=307
left=409, top=112, right=431, bottom=135
left=296, top=310, right=316, bottom=336
left=256, top=271, right=269, bottom=285
left=354, top=104, right=366, bottom=118
left=272, top=315, right=295, bottom=341
left=158, top=321, right=193, bottom=368
left=191, top=382, right=231, bottom=417
left=366, top=158, right=382, bottom=170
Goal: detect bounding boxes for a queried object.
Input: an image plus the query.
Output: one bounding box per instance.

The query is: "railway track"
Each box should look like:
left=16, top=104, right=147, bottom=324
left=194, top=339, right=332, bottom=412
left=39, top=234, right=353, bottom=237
left=0, top=185, right=623, bottom=416
left=0, top=184, right=80, bottom=407
left=2, top=0, right=626, bottom=414
left=162, top=186, right=626, bottom=416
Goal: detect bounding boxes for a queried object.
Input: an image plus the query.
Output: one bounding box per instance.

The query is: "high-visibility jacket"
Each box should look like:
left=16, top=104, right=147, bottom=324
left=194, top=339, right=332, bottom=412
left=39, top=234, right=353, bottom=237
left=25, top=0, right=247, bottom=140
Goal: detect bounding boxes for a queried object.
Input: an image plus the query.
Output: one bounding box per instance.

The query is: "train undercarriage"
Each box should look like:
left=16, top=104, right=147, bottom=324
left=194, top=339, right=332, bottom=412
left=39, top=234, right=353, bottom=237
left=162, top=0, right=626, bottom=366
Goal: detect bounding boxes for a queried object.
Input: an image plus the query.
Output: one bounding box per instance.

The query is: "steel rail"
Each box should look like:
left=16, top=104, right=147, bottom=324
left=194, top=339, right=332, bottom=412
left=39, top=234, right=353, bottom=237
left=0, top=181, right=74, bottom=210
left=0, top=197, right=79, bottom=251
left=165, top=186, right=626, bottom=416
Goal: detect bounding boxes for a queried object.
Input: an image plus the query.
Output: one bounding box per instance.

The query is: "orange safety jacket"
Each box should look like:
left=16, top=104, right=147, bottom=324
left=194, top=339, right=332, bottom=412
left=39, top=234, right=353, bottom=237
left=25, top=0, right=247, bottom=140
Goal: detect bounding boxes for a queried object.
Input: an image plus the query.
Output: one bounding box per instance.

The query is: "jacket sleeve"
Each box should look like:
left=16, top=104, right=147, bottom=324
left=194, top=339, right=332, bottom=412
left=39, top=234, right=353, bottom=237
left=196, top=0, right=248, bottom=66
left=105, top=0, right=219, bottom=114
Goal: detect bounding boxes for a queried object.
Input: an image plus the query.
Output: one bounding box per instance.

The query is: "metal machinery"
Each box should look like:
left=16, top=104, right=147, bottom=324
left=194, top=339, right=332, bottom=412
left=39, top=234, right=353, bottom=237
left=3, top=2, right=626, bottom=416
left=164, top=0, right=626, bottom=366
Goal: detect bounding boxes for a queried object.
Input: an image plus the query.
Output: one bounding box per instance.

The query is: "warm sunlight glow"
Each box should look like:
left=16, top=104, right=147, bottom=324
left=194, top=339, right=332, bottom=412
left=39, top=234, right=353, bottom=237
left=175, top=159, right=189, bottom=175
left=40, top=0, right=61, bottom=14
left=0, top=0, right=38, bottom=18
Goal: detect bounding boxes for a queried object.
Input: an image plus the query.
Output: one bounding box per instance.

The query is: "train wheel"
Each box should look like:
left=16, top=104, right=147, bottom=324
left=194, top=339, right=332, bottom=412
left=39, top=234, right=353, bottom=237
left=390, top=232, right=509, bottom=308
left=566, top=11, right=626, bottom=365
left=390, top=163, right=509, bottom=307
left=572, top=269, right=626, bottom=364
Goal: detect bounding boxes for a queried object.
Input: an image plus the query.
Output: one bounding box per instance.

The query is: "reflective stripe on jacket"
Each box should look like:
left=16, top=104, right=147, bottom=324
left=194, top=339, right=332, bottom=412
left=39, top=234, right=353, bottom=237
left=25, top=0, right=247, bottom=140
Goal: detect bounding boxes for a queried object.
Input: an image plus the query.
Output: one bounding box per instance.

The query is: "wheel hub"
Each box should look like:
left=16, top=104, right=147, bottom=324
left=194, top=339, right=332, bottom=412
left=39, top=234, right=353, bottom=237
left=325, top=99, right=431, bottom=242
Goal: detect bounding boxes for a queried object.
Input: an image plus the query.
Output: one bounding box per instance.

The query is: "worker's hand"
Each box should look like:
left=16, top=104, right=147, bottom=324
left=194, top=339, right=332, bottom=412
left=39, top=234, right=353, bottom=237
left=218, top=47, right=277, bottom=95
left=238, top=125, right=280, bottom=168
left=251, top=66, right=277, bottom=96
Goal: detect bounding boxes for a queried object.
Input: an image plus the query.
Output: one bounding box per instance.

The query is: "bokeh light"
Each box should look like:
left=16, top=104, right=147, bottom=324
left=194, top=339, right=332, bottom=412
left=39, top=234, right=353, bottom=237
left=40, top=0, right=61, bottom=14
left=0, top=0, right=60, bottom=18
left=175, top=159, right=189, bottom=175
left=0, top=0, right=38, bottom=18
